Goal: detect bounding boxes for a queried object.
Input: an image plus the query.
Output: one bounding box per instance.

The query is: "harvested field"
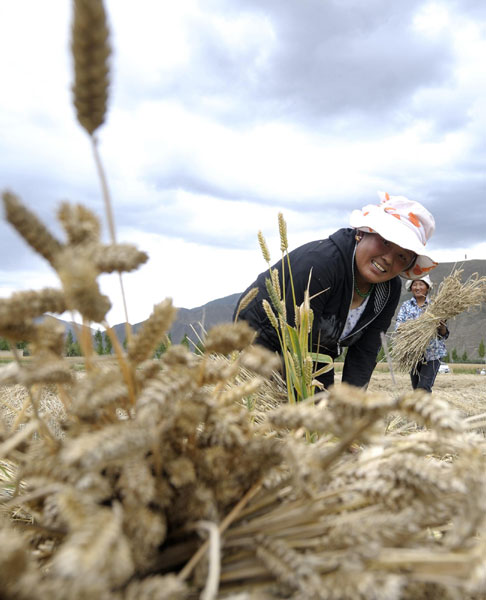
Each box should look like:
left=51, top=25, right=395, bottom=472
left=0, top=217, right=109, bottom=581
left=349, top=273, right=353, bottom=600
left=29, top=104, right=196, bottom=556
left=366, top=370, right=486, bottom=417
left=3, top=362, right=486, bottom=599
left=2, top=368, right=486, bottom=430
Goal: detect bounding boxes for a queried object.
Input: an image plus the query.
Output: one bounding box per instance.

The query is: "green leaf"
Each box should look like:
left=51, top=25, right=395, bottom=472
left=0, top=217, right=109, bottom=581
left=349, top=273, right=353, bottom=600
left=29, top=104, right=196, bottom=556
left=310, top=352, right=333, bottom=364
left=286, top=326, right=303, bottom=362
left=313, top=363, right=334, bottom=377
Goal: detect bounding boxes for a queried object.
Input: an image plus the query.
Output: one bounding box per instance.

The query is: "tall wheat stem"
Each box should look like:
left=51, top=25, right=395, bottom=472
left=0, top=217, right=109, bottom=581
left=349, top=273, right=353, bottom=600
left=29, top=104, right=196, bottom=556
left=79, top=318, right=95, bottom=372
left=91, top=135, right=131, bottom=341
left=102, top=321, right=137, bottom=406
left=10, top=346, right=57, bottom=447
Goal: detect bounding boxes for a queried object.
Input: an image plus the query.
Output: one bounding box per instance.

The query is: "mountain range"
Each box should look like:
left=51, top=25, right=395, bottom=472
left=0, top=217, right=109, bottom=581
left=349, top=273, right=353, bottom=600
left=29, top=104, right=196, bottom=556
left=59, top=259, right=486, bottom=361
left=416, top=259, right=486, bottom=360
left=111, top=293, right=242, bottom=350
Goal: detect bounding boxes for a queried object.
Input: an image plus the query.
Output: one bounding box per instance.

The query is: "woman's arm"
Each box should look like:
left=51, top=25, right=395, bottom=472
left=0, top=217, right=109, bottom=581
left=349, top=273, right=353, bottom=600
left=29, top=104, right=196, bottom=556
left=394, top=302, right=409, bottom=328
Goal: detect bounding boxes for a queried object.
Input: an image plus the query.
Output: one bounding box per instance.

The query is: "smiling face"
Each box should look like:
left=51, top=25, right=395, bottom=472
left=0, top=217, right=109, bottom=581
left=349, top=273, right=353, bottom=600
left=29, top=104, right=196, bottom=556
left=355, top=233, right=416, bottom=285
left=410, top=279, right=429, bottom=299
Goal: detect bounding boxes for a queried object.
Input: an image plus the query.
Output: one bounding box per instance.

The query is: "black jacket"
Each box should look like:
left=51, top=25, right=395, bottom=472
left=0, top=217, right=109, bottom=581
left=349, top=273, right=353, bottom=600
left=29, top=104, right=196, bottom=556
left=235, top=228, right=402, bottom=388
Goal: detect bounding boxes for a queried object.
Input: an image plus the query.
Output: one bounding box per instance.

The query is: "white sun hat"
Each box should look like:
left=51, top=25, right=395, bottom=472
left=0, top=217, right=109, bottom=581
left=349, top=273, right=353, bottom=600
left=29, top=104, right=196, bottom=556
left=349, top=191, right=438, bottom=279
left=405, top=274, right=433, bottom=292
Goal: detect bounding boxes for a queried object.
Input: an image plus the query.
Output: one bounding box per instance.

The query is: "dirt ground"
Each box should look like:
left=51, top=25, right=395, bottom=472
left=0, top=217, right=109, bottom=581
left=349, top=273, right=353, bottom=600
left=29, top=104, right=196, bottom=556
left=363, top=370, right=486, bottom=418
left=1, top=367, right=486, bottom=431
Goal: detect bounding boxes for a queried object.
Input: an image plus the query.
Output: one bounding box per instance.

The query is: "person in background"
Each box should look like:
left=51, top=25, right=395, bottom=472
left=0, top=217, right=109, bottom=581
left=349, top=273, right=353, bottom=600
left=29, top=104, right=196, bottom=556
left=395, top=275, right=449, bottom=392
left=235, top=192, right=438, bottom=390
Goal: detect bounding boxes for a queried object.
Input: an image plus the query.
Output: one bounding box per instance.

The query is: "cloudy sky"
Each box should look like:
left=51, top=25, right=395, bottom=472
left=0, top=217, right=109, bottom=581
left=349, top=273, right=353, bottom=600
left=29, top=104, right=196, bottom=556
left=1, top=0, right=485, bottom=326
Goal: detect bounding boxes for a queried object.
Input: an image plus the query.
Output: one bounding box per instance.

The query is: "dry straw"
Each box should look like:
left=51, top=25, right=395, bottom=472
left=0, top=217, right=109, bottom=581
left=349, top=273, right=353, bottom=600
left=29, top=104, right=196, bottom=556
left=392, top=269, right=486, bottom=373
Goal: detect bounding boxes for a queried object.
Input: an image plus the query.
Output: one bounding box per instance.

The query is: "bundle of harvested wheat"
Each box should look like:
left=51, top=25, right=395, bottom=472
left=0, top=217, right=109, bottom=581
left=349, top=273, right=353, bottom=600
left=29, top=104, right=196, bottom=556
left=3, top=195, right=486, bottom=599
left=153, top=385, right=486, bottom=600
left=392, top=269, right=486, bottom=373
left=5, top=328, right=486, bottom=600
left=0, top=245, right=283, bottom=599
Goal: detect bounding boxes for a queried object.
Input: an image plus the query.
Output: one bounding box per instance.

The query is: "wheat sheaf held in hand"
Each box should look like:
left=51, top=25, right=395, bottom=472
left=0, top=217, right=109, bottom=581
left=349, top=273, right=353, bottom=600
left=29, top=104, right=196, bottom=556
left=4, top=1, right=486, bottom=599
left=392, top=269, right=486, bottom=373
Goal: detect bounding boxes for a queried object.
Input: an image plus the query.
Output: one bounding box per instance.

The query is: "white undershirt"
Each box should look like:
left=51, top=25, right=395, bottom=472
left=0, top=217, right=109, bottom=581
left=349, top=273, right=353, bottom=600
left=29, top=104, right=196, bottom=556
left=339, top=296, right=370, bottom=341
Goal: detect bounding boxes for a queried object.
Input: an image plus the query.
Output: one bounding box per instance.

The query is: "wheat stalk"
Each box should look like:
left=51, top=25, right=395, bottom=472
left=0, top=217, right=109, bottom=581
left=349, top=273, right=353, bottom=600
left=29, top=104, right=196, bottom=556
left=71, top=0, right=134, bottom=333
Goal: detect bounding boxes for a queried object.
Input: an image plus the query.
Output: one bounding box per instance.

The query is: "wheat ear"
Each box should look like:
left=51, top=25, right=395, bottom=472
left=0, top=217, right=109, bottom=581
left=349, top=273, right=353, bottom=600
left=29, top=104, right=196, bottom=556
left=258, top=231, right=271, bottom=264
left=2, top=191, right=62, bottom=266
left=234, top=287, right=258, bottom=322
left=71, top=0, right=110, bottom=136
left=127, top=299, right=178, bottom=366
left=278, top=212, right=288, bottom=253
left=0, top=289, right=67, bottom=329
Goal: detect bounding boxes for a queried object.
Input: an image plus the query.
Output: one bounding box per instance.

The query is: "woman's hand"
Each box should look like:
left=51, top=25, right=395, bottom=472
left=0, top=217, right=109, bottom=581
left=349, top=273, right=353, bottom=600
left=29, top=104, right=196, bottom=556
left=437, top=320, right=447, bottom=336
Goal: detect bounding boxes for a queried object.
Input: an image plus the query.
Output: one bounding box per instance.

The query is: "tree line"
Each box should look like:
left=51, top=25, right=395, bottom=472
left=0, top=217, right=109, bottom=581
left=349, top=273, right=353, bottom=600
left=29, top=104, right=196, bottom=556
left=2, top=334, right=485, bottom=363
left=63, top=330, right=200, bottom=358
left=1, top=331, right=198, bottom=358
left=443, top=339, right=485, bottom=364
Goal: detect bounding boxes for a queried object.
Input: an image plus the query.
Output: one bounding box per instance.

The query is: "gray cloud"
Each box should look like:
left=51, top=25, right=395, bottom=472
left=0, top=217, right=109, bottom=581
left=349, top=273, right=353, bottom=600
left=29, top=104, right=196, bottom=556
left=451, top=0, right=486, bottom=17
left=143, top=0, right=455, bottom=132
left=0, top=225, right=48, bottom=272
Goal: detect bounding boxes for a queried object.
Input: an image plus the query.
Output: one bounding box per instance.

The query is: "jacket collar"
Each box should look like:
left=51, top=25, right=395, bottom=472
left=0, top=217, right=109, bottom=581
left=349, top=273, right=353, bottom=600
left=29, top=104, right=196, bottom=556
left=330, top=228, right=393, bottom=316
left=410, top=296, right=429, bottom=308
